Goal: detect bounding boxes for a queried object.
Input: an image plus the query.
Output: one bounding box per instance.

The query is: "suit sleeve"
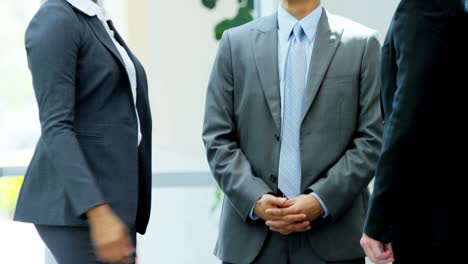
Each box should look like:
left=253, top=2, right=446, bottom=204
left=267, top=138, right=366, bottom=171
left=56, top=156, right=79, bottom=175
left=308, top=32, right=383, bottom=221
left=202, top=31, right=273, bottom=221
left=25, top=8, right=106, bottom=218
left=364, top=13, right=447, bottom=242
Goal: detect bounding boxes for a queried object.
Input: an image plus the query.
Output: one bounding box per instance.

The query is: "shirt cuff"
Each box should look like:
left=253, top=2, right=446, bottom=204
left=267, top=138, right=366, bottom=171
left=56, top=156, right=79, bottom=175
left=249, top=204, right=260, bottom=221
left=310, top=192, right=329, bottom=218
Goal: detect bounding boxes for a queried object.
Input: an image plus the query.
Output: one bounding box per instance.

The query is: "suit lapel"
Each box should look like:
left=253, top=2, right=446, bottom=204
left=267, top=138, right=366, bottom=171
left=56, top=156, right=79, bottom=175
left=84, top=17, right=126, bottom=70
left=302, top=10, right=343, bottom=121
left=108, top=21, right=151, bottom=120
left=251, top=14, right=281, bottom=131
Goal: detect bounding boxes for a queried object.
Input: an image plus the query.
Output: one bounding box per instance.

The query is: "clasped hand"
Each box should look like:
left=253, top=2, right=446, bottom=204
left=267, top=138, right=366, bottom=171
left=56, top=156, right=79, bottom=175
left=254, top=194, right=324, bottom=235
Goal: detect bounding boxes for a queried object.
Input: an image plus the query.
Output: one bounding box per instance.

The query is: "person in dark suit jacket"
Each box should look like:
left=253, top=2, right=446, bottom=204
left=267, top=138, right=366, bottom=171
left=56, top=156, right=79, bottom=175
left=361, top=1, right=468, bottom=263
left=13, top=0, right=152, bottom=263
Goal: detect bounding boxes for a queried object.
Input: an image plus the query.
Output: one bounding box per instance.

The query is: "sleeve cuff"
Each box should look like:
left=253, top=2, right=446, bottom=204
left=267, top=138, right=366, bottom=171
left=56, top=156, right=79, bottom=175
left=310, top=192, right=330, bottom=218
left=249, top=203, right=260, bottom=221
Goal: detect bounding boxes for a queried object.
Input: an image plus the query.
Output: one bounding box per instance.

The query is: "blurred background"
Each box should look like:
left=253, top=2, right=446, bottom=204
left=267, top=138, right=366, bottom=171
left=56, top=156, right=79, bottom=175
left=0, top=0, right=399, bottom=263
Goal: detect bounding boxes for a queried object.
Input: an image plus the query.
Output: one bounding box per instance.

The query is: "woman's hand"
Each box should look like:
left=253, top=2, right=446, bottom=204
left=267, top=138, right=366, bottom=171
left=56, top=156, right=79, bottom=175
left=87, top=205, right=134, bottom=264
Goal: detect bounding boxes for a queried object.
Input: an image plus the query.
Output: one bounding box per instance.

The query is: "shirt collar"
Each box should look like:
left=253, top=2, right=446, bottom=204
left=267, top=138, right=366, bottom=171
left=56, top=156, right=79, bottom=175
left=67, top=0, right=110, bottom=21
left=277, top=4, right=323, bottom=43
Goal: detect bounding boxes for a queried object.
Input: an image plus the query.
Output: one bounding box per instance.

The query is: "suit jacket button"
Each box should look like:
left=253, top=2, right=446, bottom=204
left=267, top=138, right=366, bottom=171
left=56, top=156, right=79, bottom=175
left=275, top=134, right=280, bottom=141
left=270, top=174, right=277, bottom=183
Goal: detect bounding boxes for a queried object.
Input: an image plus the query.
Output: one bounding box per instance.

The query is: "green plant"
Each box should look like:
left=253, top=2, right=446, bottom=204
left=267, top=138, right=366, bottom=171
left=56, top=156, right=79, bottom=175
left=202, top=0, right=255, bottom=40
left=202, top=0, right=255, bottom=212
left=211, top=185, right=223, bottom=213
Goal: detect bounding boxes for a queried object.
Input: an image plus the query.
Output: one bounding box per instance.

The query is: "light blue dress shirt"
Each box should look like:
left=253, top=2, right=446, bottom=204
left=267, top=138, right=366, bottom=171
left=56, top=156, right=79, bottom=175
left=249, top=5, right=329, bottom=220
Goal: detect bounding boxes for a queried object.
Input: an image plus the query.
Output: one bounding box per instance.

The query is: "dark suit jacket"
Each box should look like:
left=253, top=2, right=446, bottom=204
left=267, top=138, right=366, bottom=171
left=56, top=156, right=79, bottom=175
left=14, top=0, right=152, bottom=234
left=364, top=0, right=468, bottom=255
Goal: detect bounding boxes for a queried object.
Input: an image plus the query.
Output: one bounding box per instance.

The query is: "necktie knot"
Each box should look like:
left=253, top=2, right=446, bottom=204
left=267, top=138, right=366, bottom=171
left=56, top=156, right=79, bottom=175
left=293, top=23, right=304, bottom=41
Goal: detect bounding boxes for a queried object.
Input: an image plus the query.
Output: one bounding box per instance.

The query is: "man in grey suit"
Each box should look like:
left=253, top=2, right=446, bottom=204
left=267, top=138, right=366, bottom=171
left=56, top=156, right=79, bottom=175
left=203, top=0, right=382, bottom=263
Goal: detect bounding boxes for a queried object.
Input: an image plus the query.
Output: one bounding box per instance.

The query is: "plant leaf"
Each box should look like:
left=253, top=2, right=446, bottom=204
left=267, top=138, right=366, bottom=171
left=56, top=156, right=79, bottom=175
left=247, top=0, right=255, bottom=10
left=214, top=7, right=254, bottom=40
left=201, top=0, right=217, bottom=9
left=210, top=187, right=223, bottom=213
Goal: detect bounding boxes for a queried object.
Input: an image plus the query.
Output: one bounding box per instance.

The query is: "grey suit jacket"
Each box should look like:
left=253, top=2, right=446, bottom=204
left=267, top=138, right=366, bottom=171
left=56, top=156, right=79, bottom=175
left=14, top=0, right=152, bottom=234
left=203, top=10, right=382, bottom=263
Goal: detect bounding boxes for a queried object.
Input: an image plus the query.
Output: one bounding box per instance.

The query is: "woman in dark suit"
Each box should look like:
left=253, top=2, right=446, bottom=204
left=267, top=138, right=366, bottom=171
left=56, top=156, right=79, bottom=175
left=14, top=0, right=152, bottom=263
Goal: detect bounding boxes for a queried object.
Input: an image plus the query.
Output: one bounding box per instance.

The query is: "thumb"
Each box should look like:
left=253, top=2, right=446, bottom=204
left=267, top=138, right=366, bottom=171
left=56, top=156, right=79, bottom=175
left=121, top=229, right=134, bottom=255
left=270, top=196, right=287, bottom=206
left=123, top=238, right=134, bottom=257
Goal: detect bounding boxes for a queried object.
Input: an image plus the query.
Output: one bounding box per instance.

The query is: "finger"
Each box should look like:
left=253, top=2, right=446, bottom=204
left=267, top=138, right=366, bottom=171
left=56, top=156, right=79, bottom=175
left=124, top=238, right=135, bottom=256
left=118, top=256, right=131, bottom=264
left=384, top=243, right=394, bottom=257
left=94, top=247, right=106, bottom=261
left=269, top=221, right=310, bottom=234
left=367, top=240, right=385, bottom=262
left=388, top=245, right=395, bottom=261
left=95, top=235, right=132, bottom=262
left=98, top=243, right=120, bottom=262
left=360, top=239, right=376, bottom=262
left=108, top=235, right=132, bottom=263
left=113, top=241, right=130, bottom=262
left=361, top=245, right=376, bottom=262
left=266, top=220, right=289, bottom=229
left=268, top=220, right=310, bottom=231
left=287, top=221, right=311, bottom=232
left=376, top=243, right=393, bottom=259
left=269, top=226, right=292, bottom=235
left=375, top=244, right=394, bottom=263
left=282, top=213, right=308, bottom=223
left=280, top=199, right=295, bottom=208
left=120, top=230, right=134, bottom=256
left=363, top=244, right=378, bottom=262
left=374, top=256, right=394, bottom=264
left=267, top=196, right=287, bottom=207
left=265, top=207, right=300, bottom=217
left=268, top=213, right=307, bottom=223
left=373, top=255, right=394, bottom=264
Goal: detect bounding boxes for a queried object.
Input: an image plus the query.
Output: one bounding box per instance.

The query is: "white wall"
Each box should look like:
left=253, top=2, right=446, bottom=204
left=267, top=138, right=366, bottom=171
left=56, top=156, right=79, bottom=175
left=258, top=0, right=400, bottom=42
left=147, top=0, right=238, bottom=171
left=103, top=0, right=128, bottom=38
